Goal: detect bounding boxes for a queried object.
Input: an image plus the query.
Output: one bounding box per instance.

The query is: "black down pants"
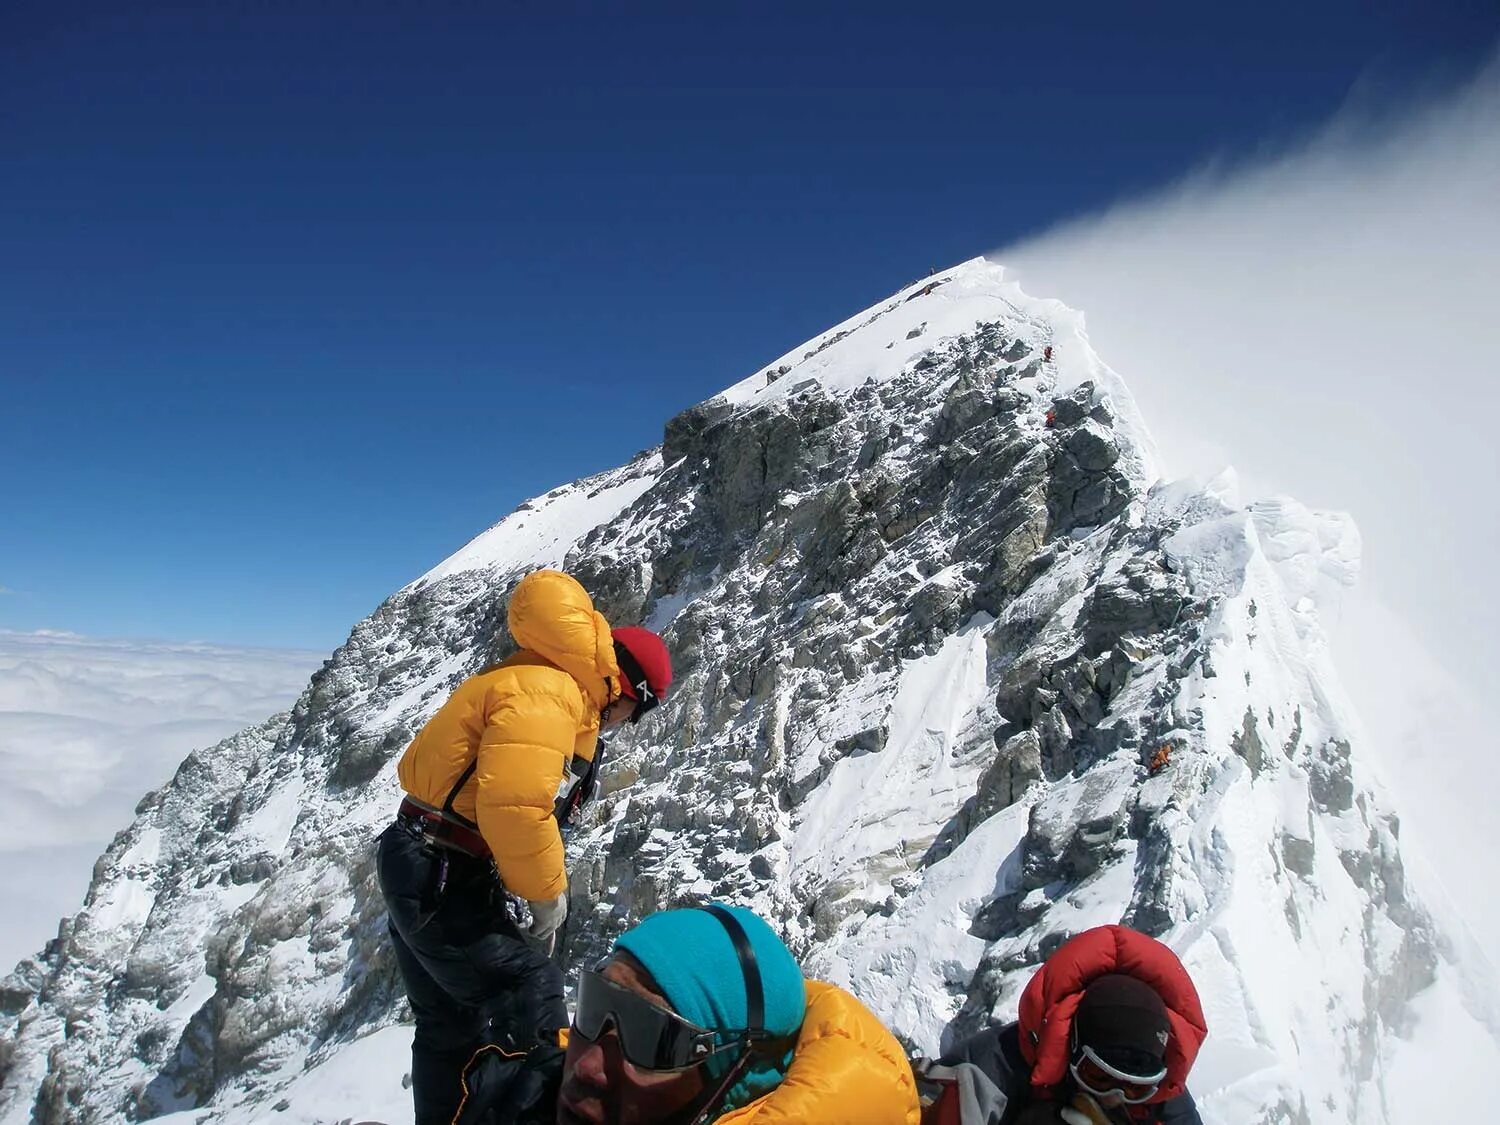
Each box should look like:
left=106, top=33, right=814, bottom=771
left=376, top=820, right=567, bottom=1125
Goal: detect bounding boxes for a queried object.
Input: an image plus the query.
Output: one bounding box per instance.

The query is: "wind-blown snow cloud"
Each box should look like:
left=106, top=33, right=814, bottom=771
left=0, top=630, right=321, bottom=970
left=993, top=56, right=1500, bottom=949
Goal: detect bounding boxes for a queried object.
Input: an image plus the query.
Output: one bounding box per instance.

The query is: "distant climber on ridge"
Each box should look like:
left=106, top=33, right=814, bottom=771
left=375, top=569, right=672, bottom=1125
left=920, top=925, right=1207, bottom=1124
left=459, top=903, right=921, bottom=1125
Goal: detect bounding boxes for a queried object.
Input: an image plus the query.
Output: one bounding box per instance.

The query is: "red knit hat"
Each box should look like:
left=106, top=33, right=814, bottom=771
left=612, top=626, right=673, bottom=702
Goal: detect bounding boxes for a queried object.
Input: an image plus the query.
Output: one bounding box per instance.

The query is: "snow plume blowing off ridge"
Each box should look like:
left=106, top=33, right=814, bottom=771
left=992, top=54, right=1500, bottom=958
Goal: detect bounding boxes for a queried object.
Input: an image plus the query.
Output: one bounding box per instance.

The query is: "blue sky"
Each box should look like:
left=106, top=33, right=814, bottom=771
left=3, top=1, right=1495, bottom=651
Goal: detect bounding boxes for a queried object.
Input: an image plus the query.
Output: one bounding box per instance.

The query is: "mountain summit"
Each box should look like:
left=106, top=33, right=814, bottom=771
left=0, top=259, right=1468, bottom=1123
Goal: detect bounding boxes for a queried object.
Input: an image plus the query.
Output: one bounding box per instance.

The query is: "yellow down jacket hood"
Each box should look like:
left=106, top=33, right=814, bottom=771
left=717, top=980, right=921, bottom=1125
left=396, top=570, right=622, bottom=901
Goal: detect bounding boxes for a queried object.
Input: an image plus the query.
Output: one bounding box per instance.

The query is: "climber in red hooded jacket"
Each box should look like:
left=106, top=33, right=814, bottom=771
left=934, top=926, right=1207, bottom=1124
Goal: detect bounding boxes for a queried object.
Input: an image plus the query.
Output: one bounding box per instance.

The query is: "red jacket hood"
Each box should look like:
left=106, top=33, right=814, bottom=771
left=1017, top=925, right=1208, bottom=1107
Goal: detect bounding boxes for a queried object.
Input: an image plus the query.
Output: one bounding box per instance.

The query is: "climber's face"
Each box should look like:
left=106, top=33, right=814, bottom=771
left=600, top=696, right=636, bottom=731
left=557, top=953, right=710, bottom=1125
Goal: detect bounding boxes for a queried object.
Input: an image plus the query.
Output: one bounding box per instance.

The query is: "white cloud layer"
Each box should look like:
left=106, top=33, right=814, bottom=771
left=993, top=56, right=1499, bottom=953
left=0, top=630, right=321, bottom=971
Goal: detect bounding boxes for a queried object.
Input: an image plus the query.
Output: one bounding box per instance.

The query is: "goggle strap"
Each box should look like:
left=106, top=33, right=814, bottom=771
left=687, top=1045, right=757, bottom=1125
left=700, top=903, right=764, bottom=1032
left=613, top=641, right=653, bottom=702
left=613, top=640, right=659, bottom=722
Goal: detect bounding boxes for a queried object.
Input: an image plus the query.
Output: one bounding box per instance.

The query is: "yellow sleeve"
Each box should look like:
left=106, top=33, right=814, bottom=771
left=717, top=982, right=920, bottom=1125
left=473, top=674, right=581, bottom=901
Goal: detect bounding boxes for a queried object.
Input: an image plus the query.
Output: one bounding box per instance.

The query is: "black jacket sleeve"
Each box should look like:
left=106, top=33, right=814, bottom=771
left=1156, top=1090, right=1203, bottom=1125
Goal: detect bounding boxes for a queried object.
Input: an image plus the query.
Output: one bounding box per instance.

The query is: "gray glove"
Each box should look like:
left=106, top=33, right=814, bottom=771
left=527, top=893, right=568, bottom=941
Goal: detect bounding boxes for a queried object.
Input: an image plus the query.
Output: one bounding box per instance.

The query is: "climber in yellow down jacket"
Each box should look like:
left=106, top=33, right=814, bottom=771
left=376, top=569, right=673, bottom=1125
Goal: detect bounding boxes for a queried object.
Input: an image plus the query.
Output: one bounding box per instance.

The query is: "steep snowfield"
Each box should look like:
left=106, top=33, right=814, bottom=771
left=0, top=258, right=1488, bottom=1125
left=411, top=459, right=663, bottom=588
left=150, top=1028, right=414, bottom=1125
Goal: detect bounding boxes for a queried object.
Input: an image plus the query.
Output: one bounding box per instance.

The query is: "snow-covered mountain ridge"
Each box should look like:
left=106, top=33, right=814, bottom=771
left=0, top=259, right=1480, bottom=1124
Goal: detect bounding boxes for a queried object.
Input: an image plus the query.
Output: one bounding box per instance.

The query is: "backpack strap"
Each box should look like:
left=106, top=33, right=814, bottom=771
left=441, top=761, right=480, bottom=829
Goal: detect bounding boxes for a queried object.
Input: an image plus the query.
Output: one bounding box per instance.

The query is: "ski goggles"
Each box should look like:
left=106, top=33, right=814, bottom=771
left=1069, top=1045, right=1166, bottom=1105
left=573, top=969, right=737, bottom=1071
left=613, top=640, right=660, bottom=724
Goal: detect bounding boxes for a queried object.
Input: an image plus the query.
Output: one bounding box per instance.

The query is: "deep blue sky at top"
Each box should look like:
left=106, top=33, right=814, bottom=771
left=3, top=1, right=1495, bottom=651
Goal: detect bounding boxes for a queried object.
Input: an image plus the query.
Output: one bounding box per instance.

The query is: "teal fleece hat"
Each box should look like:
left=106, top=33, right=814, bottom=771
left=614, top=904, right=806, bottom=1112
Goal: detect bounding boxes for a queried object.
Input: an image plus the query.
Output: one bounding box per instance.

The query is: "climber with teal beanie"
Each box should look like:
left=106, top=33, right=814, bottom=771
left=560, top=902, right=917, bottom=1124
left=456, top=902, right=920, bottom=1123
left=602, top=903, right=807, bottom=1117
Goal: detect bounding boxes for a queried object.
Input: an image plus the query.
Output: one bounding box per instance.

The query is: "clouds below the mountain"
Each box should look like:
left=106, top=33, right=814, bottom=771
left=0, top=630, right=320, bottom=970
